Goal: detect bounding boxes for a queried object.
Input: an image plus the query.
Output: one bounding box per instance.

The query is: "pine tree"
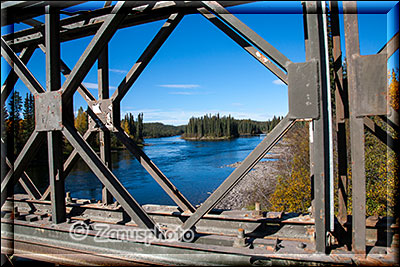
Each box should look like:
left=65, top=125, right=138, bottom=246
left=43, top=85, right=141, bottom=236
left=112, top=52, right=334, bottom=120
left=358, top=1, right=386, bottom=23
left=22, top=93, right=35, bottom=142
left=8, top=91, right=23, bottom=155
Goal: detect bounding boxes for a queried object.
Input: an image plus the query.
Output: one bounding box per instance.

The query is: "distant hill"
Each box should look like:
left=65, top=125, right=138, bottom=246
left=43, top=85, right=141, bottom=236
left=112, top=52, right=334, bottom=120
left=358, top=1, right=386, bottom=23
left=143, top=122, right=185, bottom=138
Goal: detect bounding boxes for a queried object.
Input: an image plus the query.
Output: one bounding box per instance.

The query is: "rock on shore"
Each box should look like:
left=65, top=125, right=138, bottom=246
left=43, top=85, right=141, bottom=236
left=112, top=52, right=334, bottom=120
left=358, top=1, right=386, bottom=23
left=215, top=144, right=285, bottom=210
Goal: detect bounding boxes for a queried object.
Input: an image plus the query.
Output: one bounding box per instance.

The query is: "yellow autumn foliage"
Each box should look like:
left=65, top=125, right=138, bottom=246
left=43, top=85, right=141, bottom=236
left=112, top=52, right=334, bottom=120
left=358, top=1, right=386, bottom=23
left=388, top=69, right=399, bottom=111
left=269, top=123, right=311, bottom=213
left=269, top=70, right=399, bottom=216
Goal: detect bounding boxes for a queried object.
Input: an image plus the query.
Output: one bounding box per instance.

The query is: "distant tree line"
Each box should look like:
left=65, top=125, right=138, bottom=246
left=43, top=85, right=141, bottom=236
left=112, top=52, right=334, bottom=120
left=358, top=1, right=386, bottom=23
left=3, top=91, right=35, bottom=158
left=143, top=123, right=185, bottom=138
left=121, top=113, right=144, bottom=143
left=184, top=114, right=282, bottom=140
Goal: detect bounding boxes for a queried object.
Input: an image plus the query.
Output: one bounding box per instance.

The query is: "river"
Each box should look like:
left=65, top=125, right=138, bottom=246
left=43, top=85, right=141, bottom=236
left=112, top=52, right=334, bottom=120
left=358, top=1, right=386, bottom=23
left=25, top=135, right=268, bottom=206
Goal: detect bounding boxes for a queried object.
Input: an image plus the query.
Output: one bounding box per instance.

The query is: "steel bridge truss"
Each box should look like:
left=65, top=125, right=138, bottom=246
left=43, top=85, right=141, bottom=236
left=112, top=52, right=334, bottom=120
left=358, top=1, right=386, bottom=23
left=1, top=0, right=399, bottom=263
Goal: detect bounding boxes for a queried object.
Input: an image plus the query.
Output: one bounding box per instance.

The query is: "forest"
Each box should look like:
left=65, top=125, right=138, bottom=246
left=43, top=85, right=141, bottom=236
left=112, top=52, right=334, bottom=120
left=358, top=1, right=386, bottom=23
left=3, top=95, right=191, bottom=157
left=183, top=113, right=282, bottom=140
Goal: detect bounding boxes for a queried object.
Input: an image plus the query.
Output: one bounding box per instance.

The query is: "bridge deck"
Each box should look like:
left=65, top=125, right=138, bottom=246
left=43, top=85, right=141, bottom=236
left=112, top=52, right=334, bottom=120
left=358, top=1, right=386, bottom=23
left=1, top=195, right=398, bottom=266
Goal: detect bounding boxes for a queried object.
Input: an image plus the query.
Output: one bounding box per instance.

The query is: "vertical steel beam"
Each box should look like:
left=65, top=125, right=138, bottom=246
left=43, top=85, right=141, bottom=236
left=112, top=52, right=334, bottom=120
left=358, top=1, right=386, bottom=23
left=61, top=1, right=129, bottom=100
left=301, top=1, right=315, bottom=217
left=45, top=5, right=66, bottom=224
left=98, top=45, right=113, bottom=204
left=304, top=1, right=332, bottom=253
left=343, top=1, right=366, bottom=255
left=38, top=44, right=97, bottom=103
left=330, top=1, right=348, bottom=227
left=41, top=130, right=95, bottom=201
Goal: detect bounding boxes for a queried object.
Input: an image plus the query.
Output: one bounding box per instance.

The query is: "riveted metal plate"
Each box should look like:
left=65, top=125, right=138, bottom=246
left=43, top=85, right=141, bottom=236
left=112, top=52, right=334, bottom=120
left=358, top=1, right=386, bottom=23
left=35, top=90, right=63, bottom=131
left=88, top=99, right=115, bottom=131
left=288, top=60, right=320, bottom=119
left=354, top=54, right=388, bottom=117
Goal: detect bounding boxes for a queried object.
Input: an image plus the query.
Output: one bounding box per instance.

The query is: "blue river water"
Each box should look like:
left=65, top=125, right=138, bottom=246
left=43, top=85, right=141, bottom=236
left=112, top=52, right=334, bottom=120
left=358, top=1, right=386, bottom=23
left=62, top=135, right=267, bottom=206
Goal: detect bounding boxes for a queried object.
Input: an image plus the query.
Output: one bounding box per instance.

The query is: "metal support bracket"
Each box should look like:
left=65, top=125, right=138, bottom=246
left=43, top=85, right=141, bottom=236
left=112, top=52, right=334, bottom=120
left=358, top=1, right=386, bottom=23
left=288, top=60, right=320, bottom=120
left=88, top=99, right=115, bottom=131
left=353, top=54, right=388, bottom=117
left=35, top=90, right=63, bottom=131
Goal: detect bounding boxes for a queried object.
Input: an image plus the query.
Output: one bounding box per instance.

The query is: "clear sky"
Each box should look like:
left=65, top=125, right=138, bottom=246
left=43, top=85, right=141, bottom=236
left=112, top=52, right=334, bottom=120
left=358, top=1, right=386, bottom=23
left=1, top=1, right=398, bottom=125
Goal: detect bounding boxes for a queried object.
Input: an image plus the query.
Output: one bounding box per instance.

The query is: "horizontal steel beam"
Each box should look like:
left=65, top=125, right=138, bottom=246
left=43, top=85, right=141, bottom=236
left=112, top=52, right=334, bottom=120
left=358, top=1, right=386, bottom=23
left=1, top=1, right=84, bottom=26
left=2, top=2, right=250, bottom=54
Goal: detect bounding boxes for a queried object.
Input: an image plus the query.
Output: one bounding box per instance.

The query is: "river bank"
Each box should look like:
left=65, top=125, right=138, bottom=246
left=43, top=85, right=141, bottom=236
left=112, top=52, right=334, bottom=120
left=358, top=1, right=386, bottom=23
left=216, top=144, right=286, bottom=210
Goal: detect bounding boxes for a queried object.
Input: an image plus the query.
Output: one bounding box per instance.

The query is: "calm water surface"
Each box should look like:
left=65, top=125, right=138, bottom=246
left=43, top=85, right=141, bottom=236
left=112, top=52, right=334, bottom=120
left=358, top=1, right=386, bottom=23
left=27, top=135, right=267, bottom=206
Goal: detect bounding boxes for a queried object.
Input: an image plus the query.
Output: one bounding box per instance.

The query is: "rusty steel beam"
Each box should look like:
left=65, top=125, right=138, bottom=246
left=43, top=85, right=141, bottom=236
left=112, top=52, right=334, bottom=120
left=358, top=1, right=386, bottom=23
left=198, top=7, right=288, bottom=84
left=1, top=131, right=46, bottom=207
left=114, top=125, right=195, bottom=213
left=343, top=1, right=366, bottom=256
left=38, top=44, right=97, bottom=103
left=1, top=136, right=42, bottom=200
left=4, top=157, right=42, bottom=200
left=179, top=116, right=296, bottom=238
left=61, top=122, right=162, bottom=235
left=45, top=6, right=66, bottom=224
left=111, top=12, right=184, bottom=103
left=202, top=1, right=292, bottom=71
left=377, top=31, right=399, bottom=59
left=61, top=1, right=130, bottom=101
left=303, top=1, right=333, bottom=253
left=1, top=45, right=36, bottom=104
left=1, top=1, right=84, bottom=26
left=1, top=37, right=45, bottom=94
left=330, top=1, right=349, bottom=229
left=98, top=45, right=113, bottom=205
left=364, top=117, right=399, bottom=153
left=41, top=130, right=95, bottom=201
left=2, top=2, right=249, bottom=54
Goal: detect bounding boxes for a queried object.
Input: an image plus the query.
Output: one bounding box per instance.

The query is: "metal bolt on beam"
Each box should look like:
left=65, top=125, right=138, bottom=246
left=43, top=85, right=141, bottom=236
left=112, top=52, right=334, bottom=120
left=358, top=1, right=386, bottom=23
left=253, top=202, right=262, bottom=217
left=13, top=206, right=19, bottom=218
left=66, top=192, right=71, bottom=203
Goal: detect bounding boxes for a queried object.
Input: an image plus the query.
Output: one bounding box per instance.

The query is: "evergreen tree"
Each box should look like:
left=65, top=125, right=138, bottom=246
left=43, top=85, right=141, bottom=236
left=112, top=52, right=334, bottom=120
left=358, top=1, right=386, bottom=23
left=8, top=91, right=23, bottom=155
left=22, top=93, right=35, bottom=142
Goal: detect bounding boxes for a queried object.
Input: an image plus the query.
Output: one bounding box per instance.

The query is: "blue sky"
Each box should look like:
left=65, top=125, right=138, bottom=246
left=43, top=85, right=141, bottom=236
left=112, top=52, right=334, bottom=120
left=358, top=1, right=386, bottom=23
left=2, top=1, right=398, bottom=125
